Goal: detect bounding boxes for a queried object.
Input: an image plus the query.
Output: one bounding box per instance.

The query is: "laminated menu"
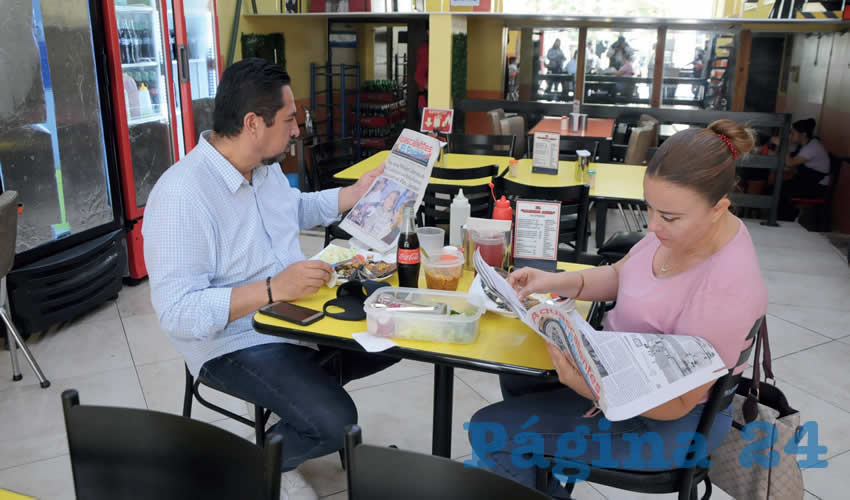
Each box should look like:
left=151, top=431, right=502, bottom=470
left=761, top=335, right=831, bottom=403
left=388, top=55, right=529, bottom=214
left=339, top=129, right=441, bottom=253
left=473, top=250, right=728, bottom=421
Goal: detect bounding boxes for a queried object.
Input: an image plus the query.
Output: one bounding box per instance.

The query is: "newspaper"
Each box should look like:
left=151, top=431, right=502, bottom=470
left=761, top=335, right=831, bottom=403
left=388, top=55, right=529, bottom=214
left=339, top=129, right=441, bottom=254
left=473, top=250, right=728, bottom=421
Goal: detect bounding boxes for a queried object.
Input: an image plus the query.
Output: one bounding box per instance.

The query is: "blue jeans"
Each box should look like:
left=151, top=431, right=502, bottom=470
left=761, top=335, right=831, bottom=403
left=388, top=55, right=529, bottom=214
left=200, top=343, right=399, bottom=471
left=469, top=374, right=733, bottom=498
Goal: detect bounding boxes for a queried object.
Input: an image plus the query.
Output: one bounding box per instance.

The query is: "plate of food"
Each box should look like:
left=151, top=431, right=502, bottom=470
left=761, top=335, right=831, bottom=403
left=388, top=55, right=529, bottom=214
left=313, top=244, right=397, bottom=284
left=469, top=267, right=571, bottom=318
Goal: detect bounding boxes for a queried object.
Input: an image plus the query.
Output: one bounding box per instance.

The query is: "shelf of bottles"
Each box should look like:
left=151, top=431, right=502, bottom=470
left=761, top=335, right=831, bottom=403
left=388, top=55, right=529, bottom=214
left=359, top=80, right=406, bottom=156
left=116, top=0, right=169, bottom=126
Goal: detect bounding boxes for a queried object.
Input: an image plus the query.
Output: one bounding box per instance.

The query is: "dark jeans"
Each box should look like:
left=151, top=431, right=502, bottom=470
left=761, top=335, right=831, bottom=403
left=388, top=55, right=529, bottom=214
left=468, top=374, right=733, bottom=498
left=200, top=342, right=399, bottom=471
left=778, top=166, right=828, bottom=221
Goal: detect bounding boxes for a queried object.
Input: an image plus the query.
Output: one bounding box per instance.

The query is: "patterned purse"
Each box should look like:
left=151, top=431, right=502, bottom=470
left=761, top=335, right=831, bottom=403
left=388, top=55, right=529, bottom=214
left=709, top=320, right=804, bottom=500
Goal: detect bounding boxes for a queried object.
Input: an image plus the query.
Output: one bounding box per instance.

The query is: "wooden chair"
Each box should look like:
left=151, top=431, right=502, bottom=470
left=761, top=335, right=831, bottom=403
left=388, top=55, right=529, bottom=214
left=62, top=389, right=283, bottom=500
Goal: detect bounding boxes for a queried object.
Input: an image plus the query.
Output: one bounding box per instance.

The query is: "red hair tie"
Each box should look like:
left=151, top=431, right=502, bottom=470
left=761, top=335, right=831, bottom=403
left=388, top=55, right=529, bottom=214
left=717, top=133, right=739, bottom=160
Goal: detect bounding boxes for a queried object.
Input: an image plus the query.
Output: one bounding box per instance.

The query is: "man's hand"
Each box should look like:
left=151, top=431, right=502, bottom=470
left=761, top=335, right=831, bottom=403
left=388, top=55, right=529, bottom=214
left=271, top=260, right=334, bottom=302
left=338, top=164, right=385, bottom=212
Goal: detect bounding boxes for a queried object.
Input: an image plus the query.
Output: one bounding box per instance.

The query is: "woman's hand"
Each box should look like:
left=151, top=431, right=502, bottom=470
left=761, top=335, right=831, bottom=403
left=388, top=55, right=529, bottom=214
left=546, top=343, right=594, bottom=399
left=507, top=267, right=553, bottom=300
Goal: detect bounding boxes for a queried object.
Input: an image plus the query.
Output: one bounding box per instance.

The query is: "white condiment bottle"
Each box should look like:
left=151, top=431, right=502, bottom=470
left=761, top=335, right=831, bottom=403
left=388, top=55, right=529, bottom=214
left=449, top=189, right=470, bottom=247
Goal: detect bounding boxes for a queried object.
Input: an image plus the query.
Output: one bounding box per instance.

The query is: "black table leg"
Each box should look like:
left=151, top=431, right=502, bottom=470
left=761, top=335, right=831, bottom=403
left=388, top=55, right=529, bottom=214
left=432, top=364, right=454, bottom=457
left=595, top=199, right=609, bottom=249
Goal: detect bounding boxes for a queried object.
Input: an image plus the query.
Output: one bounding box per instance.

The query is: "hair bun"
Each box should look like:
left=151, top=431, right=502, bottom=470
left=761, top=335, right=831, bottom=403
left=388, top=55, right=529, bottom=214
left=707, top=119, right=755, bottom=156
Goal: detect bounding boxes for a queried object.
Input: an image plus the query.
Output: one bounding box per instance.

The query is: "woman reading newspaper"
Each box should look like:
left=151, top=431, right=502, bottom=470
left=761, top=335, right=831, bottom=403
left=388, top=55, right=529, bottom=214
left=468, top=120, right=768, bottom=497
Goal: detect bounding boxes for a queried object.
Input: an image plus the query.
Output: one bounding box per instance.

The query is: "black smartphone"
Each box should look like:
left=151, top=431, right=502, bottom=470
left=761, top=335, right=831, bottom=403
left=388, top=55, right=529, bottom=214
left=260, top=302, right=324, bottom=326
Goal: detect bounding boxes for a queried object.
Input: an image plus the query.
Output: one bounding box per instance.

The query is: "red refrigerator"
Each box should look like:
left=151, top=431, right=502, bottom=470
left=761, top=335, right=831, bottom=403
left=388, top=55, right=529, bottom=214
left=102, top=0, right=222, bottom=280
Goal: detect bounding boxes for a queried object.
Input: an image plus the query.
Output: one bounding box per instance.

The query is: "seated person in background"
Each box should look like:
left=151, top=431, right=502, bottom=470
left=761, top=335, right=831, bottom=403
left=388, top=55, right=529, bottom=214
left=778, top=118, right=831, bottom=221
left=143, top=58, right=399, bottom=500
left=615, top=52, right=636, bottom=76
left=468, top=120, right=767, bottom=498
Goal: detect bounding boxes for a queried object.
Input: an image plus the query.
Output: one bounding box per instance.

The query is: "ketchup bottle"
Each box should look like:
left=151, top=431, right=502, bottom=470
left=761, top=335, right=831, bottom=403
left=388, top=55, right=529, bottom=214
left=489, top=183, right=513, bottom=221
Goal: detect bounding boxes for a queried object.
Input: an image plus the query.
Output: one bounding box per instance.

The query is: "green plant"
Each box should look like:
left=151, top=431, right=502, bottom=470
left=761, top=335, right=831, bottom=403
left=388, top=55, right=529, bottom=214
left=451, top=33, right=467, bottom=133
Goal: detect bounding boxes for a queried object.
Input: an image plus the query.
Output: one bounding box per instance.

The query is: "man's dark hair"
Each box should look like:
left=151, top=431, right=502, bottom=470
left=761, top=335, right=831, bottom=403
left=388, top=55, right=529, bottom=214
left=792, top=118, right=816, bottom=140
left=213, top=58, right=292, bottom=137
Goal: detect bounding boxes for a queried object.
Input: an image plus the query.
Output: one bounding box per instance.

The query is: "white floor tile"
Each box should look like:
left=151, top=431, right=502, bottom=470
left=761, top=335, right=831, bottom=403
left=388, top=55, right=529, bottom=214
left=803, top=450, right=850, bottom=500
left=805, top=490, right=822, bottom=500
left=67, top=299, right=120, bottom=327
left=344, top=359, right=431, bottom=392
left=757, top=245, right=850, bottom=277
left=763, top=270, right=850, bottom=311
left=764, top=314, right=832, bottom=360
left=116, top=280, right=155, bottom=318
left=768, top=304, right=850, bottom=340
left=122, top=313, right=181, bottom=366
left=0, top=317, right=133, bottom=392
left=0, top=367, right=145, bottom=470
left=455, top=368, right=504, bottom=404
left=773, top=341, right=850, bottom=412
left=349, top=373, right=489, bottom=459
left=299, top=452, right=348, bottom=498
left=321, top=491, right=347, bottom=500
left=300, top=232, right=326, bottom=259
left=136, top=358, right=249, bottom=423
left=777, top=381, right=850, bottom=460
left=0, top=454, right=74, bottom=500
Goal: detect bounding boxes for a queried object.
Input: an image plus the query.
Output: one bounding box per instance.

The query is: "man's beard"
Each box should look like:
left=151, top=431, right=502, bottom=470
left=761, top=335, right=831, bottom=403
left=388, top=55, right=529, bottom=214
left=261, top=138, right=295, bottom=165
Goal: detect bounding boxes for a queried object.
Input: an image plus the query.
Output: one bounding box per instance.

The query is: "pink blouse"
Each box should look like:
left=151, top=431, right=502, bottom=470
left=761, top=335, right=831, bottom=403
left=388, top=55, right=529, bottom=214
left=605, top=218, right=768, bottom=378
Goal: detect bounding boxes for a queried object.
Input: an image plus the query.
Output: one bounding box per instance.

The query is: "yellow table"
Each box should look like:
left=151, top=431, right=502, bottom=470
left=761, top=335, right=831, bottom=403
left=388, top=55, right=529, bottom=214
left=253, top=261, right=591, bottom=457
left=506, top=159, right=645, bottom=201
left=334, top=151, right=514, bottom=187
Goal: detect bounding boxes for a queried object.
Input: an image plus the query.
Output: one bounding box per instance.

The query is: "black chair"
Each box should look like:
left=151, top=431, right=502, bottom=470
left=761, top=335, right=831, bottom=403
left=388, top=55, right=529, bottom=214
left=525, top=136, right=600, bottom=162
left=420, top=165, right=500, bottom=239
left=535, top=317, right=764, bottom=500
left=448, top=133, right=516, bottom=158
left=344, top=424, right=549, bottom=500
left=183, top=349, right=343, bottom=450
left=307, top=138, right=356, bottom=191
left=500, top=178, right=591, bottom=261
left=62, top=389, right=282, bottom=500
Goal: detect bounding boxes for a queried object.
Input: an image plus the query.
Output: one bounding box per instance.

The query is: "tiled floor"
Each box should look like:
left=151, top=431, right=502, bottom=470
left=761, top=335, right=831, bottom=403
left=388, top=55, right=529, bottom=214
left=1, top=218, right=848, bottom=499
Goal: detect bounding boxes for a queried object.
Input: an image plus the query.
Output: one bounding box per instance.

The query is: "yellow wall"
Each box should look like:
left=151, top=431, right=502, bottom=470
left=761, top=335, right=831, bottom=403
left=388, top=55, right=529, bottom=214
left=714, top=0, right=743, bottom=17
left=215, top=1, right=327, bottom=101
left=466, top=16, right=505, bottom=94
left=428, top=14, right=454, bottom=107
left=506, top=29, right=519, bottom=58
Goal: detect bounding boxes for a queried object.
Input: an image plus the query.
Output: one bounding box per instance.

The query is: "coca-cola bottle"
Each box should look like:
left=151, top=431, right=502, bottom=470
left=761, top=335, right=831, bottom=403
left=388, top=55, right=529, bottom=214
left=396, top=206, right=420, bottom=288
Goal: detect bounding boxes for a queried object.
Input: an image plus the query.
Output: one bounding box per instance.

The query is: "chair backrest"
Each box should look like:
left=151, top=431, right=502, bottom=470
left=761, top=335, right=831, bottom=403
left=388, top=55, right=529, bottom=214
left=690, top=317, right=763, bottom=460
left=487, top=108, right=506, bottom=135
left=500, top=116, right=527, bottom=158
left=624, top=125, right=653, bottom=165
left=344, top=425, right=549, bottom=500
left=448, top=134, right=515, bottom=158
left=62, top=389, right=282, bottom=500
left=559, top=139, right=600, bottom=162
left=307, top=138, right=356, bottom=191
left=0, top=191, right=18, bottom=278
left=421, top=165, right=499, bottom=228
left=638, top=113, right=659, bottom=147
left=500, top=179, right=590, bottom=255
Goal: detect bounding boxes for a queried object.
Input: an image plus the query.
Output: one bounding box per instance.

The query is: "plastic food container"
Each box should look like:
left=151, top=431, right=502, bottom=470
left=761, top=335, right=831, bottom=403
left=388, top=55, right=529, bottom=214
left=364, top=288, right=484, bottom=344
left=423, top=248, right=464, bottom=291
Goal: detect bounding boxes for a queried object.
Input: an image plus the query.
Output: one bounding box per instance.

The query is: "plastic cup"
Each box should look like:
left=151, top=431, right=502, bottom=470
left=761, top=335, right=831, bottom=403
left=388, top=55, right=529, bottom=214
left=472, top=231, right=506, bottom=268
left=560, top=116, right=569, bottom=130
left=416, top=227, right=445, bottom=258
left=423, top=249, right=464, bottom=291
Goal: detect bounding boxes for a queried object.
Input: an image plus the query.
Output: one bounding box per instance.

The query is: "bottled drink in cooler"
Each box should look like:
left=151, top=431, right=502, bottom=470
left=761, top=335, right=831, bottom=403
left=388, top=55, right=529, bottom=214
left=119, top=20, right=132, bottom=63
left=396, top=206, right=420, bottom=288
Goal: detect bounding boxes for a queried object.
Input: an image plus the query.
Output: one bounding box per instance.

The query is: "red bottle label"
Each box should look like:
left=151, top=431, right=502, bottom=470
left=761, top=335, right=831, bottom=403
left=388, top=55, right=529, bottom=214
left=397, top=248, right=421, bottom=265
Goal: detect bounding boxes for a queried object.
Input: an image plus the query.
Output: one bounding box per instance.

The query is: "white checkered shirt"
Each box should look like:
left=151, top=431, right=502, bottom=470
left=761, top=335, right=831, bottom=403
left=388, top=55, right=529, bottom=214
left=142, top=131, right=340, bottom=376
